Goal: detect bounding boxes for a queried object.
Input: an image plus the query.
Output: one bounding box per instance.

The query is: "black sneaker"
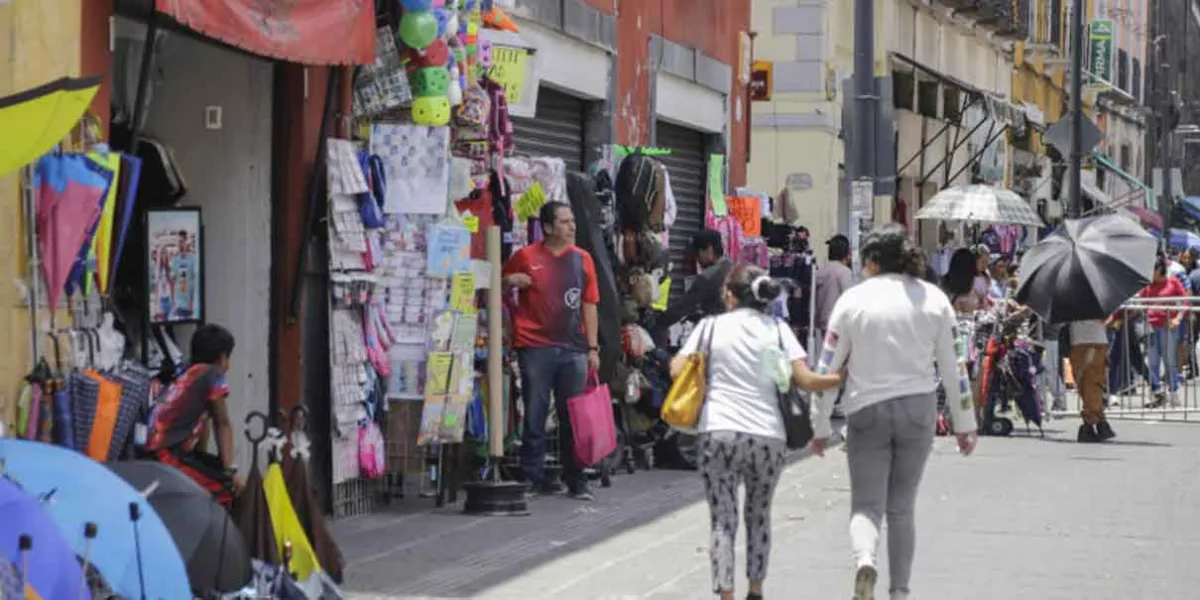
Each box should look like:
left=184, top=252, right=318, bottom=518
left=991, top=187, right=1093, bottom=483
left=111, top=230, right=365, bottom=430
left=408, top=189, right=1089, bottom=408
left=1077, top=423, right=1102, bottom=443
left=746, top=593, right=763, bottom=600
left=1096, top=420, right=1117, bottom=441
left=852, top=564, right=877, bottom=600
left=568, top=484, right=595, bottom=501
left=524, top=480, right=564, bottom=498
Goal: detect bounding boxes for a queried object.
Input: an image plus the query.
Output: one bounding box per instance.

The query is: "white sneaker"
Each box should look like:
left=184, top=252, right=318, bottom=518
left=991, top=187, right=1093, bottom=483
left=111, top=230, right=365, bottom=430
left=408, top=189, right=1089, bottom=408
left=853, top=564, right=877, bottom=600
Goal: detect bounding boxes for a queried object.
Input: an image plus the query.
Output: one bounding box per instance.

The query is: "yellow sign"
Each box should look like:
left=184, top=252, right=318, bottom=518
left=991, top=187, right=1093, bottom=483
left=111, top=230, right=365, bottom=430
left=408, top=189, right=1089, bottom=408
left=652, top=278, right=672, bottom=311
left=450, top=272, right=477, bottom=313
left=514, top=181, right=546, bottom=221
left=488, top=45, right=529, bottom=105
left=462, top=215, right=479, bottom=233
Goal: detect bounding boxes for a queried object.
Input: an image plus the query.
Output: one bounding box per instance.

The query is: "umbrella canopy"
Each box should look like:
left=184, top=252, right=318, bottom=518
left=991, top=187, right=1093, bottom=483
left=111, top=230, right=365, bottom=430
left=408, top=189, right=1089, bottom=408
left=915, top=184, right=1044, bottom=226
left=1016, top=215, right=1157, bottom=323
left=1121, top=206, right=1164, bottom=233
left=34, top=153, right=111, bottom=309
left=1168, top=228, right=1200, bottom=251
left=0, top=477, right=90, bottom=599
left=0, top=76, right=102, bottom=178
left=108, top=461, right=252, bottom=593
left=282, top=441, right=345, bottom=583
left=0, top=440, right=190, bottom=600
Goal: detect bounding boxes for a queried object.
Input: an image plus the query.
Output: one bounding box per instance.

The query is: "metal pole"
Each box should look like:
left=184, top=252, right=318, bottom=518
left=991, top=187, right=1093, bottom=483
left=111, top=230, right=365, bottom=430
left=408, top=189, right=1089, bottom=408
left=1159, top=24, right=1173, bottom=241
left=1067, top=0, right=1085, bottom=218
left=853, top=0, right=876, bottom=207
left=22, top=166, right=40, bottom=365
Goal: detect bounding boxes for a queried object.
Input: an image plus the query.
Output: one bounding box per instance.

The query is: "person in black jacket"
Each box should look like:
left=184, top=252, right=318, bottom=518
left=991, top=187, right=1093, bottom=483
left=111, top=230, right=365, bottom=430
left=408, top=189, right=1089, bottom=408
left=657, top=230, right=733, bottom=336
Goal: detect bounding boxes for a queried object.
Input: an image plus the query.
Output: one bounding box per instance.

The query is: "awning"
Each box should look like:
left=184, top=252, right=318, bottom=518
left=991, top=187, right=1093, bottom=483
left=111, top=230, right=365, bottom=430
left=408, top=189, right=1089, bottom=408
left=1092, top=151, right=1152, bottom=200
left=155, top=0, right=376, bottom=65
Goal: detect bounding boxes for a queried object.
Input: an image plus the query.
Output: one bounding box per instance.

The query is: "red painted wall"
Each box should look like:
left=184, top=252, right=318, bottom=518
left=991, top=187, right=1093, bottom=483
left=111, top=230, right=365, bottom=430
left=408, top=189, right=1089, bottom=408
left=80, top=0, right=114, bottom=135
left=614, top=0, right=750, bottom=187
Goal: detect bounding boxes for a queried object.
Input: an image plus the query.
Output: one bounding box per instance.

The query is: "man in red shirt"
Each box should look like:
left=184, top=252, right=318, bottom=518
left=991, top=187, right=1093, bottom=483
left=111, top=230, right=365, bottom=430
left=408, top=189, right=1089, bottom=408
left=503, top=201, right=601, bottom=500
left=1141, top=258, right=1186, bottom=408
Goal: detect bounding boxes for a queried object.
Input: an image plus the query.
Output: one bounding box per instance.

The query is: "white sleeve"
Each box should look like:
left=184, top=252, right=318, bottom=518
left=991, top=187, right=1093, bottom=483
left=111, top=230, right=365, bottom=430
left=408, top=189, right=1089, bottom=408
left=936, top=300, right=978, bottom=434
left=812, top=298, right=852, bottom=439
left=678, top=317, right=711, bottom=356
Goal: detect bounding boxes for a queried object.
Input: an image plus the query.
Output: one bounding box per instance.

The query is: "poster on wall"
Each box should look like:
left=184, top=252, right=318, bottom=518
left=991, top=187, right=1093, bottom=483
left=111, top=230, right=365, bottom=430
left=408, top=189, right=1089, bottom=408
left=146, top=208, right=203, bottom=325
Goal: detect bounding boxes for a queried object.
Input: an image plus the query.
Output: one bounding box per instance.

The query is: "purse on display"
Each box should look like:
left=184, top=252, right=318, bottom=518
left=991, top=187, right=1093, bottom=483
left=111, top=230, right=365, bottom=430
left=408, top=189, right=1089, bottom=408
left=660, top=318, right=714, bottom=430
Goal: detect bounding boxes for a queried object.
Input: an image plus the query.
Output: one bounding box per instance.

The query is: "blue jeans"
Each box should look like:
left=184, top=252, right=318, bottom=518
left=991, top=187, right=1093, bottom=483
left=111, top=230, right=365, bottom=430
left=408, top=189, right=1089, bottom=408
left=518, top=347, right=588, bottom=489
left=1147, top=326, right=1179, bottom=393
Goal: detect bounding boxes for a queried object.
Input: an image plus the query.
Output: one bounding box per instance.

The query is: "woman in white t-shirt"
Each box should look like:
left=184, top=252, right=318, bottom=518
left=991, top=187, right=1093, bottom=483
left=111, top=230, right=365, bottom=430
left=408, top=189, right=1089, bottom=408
left=810, top=223, right=979, bottom=600
left=671, top=264, right=841, bottom=600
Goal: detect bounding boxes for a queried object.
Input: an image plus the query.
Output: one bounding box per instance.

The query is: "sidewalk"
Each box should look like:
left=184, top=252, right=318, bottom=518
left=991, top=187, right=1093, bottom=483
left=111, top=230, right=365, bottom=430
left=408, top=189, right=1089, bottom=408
left=337, top=419, right=1200, bottom=599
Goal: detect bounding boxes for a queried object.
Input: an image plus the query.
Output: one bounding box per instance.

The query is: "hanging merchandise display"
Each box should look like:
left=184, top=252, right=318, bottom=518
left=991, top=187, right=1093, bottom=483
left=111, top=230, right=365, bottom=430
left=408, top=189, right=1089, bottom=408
left=654, top=122, right=707, bottom=301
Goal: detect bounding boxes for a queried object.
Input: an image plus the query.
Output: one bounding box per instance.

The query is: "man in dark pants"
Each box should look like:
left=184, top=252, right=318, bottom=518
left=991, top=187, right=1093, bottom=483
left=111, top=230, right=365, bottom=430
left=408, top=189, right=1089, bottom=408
left=503, top=201, right=602, bottom=500
left=656, top=230, right=733, bottom=336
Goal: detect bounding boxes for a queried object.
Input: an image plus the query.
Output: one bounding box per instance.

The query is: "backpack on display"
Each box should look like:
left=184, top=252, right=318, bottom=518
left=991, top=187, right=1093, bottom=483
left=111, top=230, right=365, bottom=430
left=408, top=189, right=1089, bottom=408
left=615, top=154, right=666, bottom=232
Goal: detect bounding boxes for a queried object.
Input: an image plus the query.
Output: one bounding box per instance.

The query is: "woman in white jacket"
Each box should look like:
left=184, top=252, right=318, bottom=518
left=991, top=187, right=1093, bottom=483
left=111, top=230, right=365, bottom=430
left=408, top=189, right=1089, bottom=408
left=810, top=223, right=979, bottom=600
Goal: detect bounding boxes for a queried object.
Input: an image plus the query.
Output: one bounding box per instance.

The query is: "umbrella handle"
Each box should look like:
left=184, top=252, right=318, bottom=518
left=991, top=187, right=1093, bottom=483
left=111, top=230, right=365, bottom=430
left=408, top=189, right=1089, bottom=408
left=245, top=411, right=269, bottom=445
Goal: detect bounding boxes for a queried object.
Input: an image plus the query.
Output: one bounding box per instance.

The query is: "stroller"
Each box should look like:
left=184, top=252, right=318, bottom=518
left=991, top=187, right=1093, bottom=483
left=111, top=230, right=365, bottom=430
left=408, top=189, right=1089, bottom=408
left=978, top=313, right=1046, bottom=437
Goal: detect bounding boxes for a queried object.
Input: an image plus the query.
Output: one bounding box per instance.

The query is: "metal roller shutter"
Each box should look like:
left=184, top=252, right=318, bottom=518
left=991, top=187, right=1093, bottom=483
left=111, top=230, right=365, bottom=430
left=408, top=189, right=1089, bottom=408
left=655, top=121, right=708, bottom=300
left=511, top=87, right=586, bottom=173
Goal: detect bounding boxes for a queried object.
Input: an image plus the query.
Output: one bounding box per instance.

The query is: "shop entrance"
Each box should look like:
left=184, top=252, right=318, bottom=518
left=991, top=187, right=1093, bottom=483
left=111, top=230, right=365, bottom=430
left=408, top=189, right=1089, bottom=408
left=654, top=121, right=708, bottom=301
left=111, top=17, right=275, bottom=472
left=511, top=87, right=589, bottom=173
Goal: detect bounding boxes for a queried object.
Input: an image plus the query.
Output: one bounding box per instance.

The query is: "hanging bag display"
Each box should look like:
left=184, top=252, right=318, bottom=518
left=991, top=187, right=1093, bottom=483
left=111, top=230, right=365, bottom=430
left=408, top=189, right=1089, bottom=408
left=356, top=153, right=387, bottom=229
left=566, top=372, right=618, bottom=467
left=661, top=318, right=715, bottom=430
left=774, top=321, right=814, bottom=449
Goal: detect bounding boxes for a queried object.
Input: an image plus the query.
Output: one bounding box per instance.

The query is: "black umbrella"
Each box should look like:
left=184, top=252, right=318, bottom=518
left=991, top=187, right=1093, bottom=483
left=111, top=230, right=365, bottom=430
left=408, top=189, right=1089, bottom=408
left=1016, top=214, right=1157, bottom=323
left=108, top=460, right=252, bottom=593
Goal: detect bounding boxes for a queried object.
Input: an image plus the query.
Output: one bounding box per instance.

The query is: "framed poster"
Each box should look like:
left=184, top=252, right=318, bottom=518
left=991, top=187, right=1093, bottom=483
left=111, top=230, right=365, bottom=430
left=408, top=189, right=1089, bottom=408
left=146, top=208, right=204, bottom=325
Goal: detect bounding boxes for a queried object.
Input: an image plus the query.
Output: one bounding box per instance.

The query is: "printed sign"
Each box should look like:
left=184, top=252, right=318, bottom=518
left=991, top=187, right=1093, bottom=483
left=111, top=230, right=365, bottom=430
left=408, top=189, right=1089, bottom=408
left=749, top=60, right=773, bottom=101
left=1088, top=19, right=1113, bottom=85
left=726, top=196, right=762, bottom=237
left=488, top=45, right=529, bottom=105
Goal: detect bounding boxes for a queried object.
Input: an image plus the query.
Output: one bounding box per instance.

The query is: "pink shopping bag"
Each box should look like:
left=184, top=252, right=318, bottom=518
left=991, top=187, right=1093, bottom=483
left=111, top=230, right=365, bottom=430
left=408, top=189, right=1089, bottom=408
left=567, top=372, right=618, bottom=468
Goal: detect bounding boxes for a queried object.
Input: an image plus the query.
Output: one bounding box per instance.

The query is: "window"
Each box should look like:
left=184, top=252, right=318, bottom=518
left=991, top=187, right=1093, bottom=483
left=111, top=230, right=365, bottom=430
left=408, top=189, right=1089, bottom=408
left=917, top=79, right=939, bottom=118
left=1050, top=0, right=1063, bottom=48
left=1117, top=49, right=1129, bottom=92
left=943, top=88, right=962, bottom=122
left=1120, top=144, right=1132, bottom=172
left=894, top=70, right=915, bottom=111
left=1132, top=57, right=1142, bottom=103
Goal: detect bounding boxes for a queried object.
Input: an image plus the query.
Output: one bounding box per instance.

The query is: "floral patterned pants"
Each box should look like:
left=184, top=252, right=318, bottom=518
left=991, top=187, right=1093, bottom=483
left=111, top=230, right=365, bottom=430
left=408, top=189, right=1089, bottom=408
left=699, top=431, right=788, bottom=593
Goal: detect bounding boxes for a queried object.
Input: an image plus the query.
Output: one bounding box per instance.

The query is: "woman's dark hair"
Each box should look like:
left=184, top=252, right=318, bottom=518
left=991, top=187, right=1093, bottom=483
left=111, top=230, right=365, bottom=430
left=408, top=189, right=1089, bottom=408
left=191, top=324, right=236, bottom=364
left=859, top=223, right=924, bottom=278
left=538, top=201, right=570, bottom=235
left=726, top=264, right=783, bottom=312
left=942, top=248, right=977, bottom=296
left=827, top=234, right=850, bottom=262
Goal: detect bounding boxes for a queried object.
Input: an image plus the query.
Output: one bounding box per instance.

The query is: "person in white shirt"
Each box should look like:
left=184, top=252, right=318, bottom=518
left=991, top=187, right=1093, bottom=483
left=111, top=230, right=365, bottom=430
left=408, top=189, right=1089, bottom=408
left=810, top=223, right=978, bottom=600
left=671, top=264, right=841, bottom=600
left=1069, top=319, right=1114, bottom=442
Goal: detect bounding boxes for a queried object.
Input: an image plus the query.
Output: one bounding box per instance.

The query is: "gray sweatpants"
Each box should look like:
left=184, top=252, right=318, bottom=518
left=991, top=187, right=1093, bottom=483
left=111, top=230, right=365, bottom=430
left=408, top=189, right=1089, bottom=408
left=846, top=393, right=936, bottom=596
left=698, top=431, right=787, bottom=593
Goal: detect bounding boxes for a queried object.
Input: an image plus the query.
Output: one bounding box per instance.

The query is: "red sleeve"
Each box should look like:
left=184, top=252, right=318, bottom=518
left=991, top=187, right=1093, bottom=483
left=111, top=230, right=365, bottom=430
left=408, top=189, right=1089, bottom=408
left=502, top=246, right=528, bottom=277
left=580, top=250, right=600, bottom=304
left=1171, top=278, right=1186, bottom=296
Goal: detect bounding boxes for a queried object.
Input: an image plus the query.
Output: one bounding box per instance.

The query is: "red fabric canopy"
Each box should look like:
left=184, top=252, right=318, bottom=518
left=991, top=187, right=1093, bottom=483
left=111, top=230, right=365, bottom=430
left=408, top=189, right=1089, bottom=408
left=156, top=0, right=376, bottom=66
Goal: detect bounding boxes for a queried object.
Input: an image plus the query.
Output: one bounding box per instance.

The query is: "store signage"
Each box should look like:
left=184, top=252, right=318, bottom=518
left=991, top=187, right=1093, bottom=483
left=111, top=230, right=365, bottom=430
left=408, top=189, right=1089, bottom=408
left=1088, top=19, right=1113, bottom=85
left=155, top=0, right=375, bottom=65
left=786, top=172, right=813, bottom=191
left=749, top=61, right=772, bottom=102
left=488, top=45, right=530, bottom=105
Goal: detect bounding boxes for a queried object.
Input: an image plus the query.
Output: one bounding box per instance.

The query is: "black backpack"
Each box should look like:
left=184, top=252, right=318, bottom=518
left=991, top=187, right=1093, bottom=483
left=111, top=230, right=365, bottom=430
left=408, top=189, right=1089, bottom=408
left=614, top=153, right=663, bottom=231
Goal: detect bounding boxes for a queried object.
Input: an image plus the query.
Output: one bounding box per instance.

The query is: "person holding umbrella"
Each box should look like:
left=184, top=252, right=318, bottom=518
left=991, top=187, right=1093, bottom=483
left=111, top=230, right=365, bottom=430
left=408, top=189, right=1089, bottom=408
left=1068, top=317, right=1114, bottom=443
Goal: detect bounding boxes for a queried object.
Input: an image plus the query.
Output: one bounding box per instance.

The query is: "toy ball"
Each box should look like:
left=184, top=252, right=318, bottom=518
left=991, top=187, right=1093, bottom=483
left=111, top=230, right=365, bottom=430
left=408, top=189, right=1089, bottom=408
left=478, top=40, right=493, bottom=68
left=432, top=0, right=446, bottom=6
left=446, top=13, right=460, bottom=35
left=398, top=0, right=433, bottom=10
left=412, top=96, right=451, bottom=126
left=409, top=66, right=451, bottom=97
left=422, top=39, right=451, bottom=66
left=399, top=11, right=439, bottom=49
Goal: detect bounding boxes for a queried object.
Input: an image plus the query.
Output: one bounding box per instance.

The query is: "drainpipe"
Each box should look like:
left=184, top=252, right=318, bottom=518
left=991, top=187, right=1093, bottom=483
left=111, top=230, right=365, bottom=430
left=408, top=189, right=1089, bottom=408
left=852, top=0, right=877, bottom=221
left=1066, top=0, right=1084, bottom=218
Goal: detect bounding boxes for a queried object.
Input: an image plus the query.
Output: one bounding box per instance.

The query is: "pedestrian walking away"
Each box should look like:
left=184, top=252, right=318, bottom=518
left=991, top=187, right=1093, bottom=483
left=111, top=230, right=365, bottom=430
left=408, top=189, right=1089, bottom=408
left=810, top=223, right=978, bottom=600
left=670, top=264, right=841, bottom=600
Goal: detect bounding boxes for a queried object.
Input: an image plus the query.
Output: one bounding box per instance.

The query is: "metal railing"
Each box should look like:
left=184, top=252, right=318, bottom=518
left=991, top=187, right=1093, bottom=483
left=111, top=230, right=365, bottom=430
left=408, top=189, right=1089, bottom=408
left=1046, top=295, right=1200, bottom=423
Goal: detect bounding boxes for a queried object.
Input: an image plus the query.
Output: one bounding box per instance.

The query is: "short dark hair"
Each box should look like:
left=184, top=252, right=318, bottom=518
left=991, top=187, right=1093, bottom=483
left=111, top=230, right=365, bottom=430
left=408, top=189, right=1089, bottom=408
left=827, top=234, right=850, bottom=262
left=191, top=323, right=235, bottom=364
left=538, top=201, right=571, bottom=235
left=690, top=230, right=725, bottom=257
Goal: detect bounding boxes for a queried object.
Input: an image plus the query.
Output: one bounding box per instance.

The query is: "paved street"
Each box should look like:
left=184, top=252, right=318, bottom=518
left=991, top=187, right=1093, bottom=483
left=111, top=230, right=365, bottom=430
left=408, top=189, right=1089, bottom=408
left=335, top=419, right=1200, bottom=599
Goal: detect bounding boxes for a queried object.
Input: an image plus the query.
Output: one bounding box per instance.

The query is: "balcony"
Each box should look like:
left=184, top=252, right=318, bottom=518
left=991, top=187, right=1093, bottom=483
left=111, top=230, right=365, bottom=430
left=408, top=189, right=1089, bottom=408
left=977, top=0, right=1029, bottom=40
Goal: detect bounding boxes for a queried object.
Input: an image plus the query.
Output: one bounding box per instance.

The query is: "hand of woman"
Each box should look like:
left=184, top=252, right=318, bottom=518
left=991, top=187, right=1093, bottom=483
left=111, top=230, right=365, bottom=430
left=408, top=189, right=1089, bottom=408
left=810, top=437, right=828, bottom=457
left=956, top=430, right=978, bottom=456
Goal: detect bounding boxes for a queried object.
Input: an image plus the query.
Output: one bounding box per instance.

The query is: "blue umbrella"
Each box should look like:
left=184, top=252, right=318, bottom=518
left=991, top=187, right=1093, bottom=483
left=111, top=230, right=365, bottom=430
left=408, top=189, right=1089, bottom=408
left=1168, top=228, right=1200, bottom=251
left=0, top=476, right=90, bottom=599
left=0, top=440, right=190, bottom=599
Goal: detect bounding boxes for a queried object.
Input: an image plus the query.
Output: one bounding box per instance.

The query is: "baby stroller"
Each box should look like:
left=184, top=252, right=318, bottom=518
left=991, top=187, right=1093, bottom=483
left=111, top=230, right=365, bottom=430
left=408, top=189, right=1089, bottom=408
left=978, top=315, right=1045, bottom=437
